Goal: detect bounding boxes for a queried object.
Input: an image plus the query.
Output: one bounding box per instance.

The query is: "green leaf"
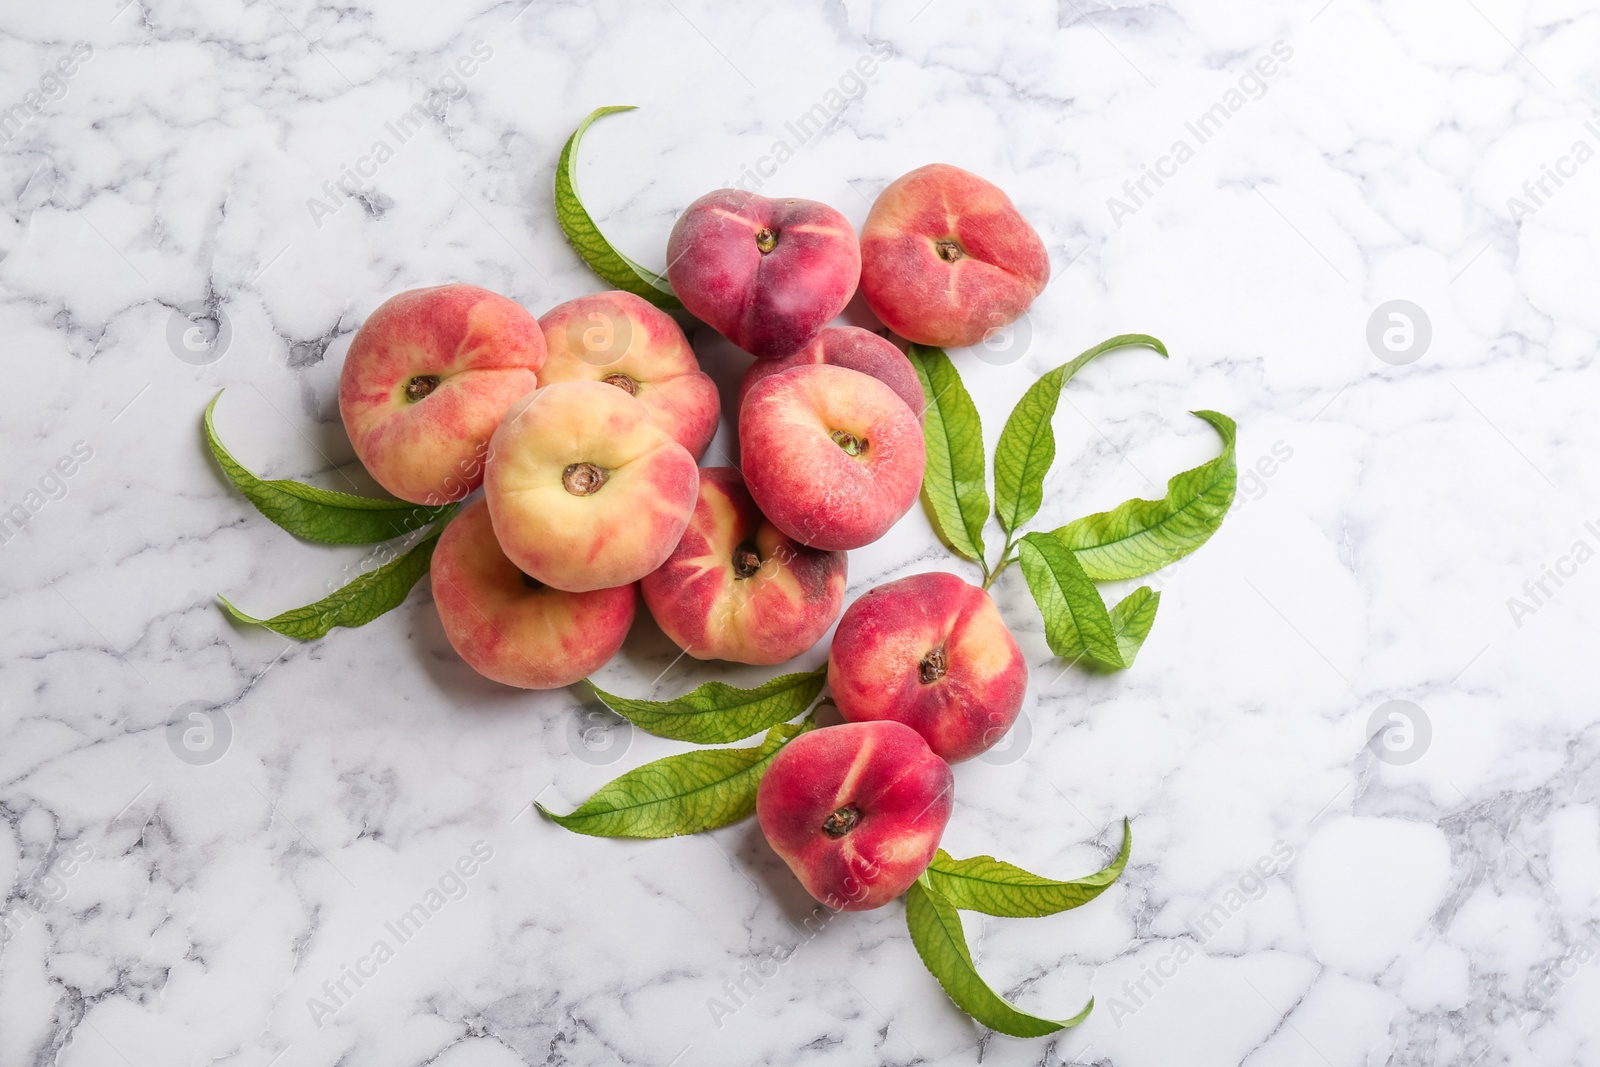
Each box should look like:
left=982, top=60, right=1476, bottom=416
left=1108, top=587, right=1160, bottom=667
left=992, top=334, right=1168, bottom=535
left=905, top=877, right=1094, bottom=1038
left=1052, top=410, right=1237, bottom=580
left=590, top=667, right=826, bottom=745
left=537, top=718, right=815, bottom=839
left=907, top=345, right=988, bottom=565
left=1016, top=532, right=1123, bottom=668
left=218, top=506, right=456, bottom=640
left=205, top=391, right=450, bottom=545
left=555, top=106, right=681, bottom=309
left=924, top=819, right=1131, bottom=918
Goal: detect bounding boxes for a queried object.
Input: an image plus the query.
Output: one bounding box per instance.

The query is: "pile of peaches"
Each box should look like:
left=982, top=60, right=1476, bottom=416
left=336, top=164, right=1048, bottom=908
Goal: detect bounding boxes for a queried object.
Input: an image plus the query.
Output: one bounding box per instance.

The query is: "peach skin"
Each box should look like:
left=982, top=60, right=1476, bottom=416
left=757, top=720, right=954, bottom=911
left=738, top=364, right=925, bottom=552
left=484, top=381, right=699, bottom=592
left=828, top=571, right=1027, bottom=763
left=339, top=284, right=545, bottom=504
left=537, top=290, right=720, bottom=461
left=859, top=164, right=1049, bottom=349
left=640, top=467, right=846, bottom=665
left=739, top=325, right=925, bottom=419
left=430, top=499, right=636, bottom=689
left=666, top=189, right=860, bottom=359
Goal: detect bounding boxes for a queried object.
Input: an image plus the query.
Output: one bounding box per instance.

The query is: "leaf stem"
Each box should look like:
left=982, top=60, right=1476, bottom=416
left=983, top=537, right=1017, bottom=591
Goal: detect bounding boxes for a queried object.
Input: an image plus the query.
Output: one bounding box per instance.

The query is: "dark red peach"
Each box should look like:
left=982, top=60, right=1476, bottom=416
left=666, top=190, right=860, bottom=359
left=757, top=720, right=954, bottom=911
left=739, top=325, right=925, bottom=419
left=829, top=571, right=1027, bottom=763
left=640, top=468, right=846, bottom=665
left=738, top=364, right=925, bottom=552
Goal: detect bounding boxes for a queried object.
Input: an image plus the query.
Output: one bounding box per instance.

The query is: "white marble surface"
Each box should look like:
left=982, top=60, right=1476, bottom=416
left=4, top=0, right=1599, bottom=1064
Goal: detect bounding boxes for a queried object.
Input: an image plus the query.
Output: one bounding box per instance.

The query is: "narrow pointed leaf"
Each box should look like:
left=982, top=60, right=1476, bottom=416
left=1016, top=532, right=1122, bottom=668
left=205, top=391, right=449, bottom=544
left=537, top=719, right=814, bottom=839
left=993, top=334, right=1168, bottom=535
left=589, top=667, right=826, bottom=745
left=555, top=106, right=681, bottom=308
left=1052, top=410, right=1236, bottom=580
left=1108, top=587, right=1160, bottom=667
left=906, top=877, right=1094, bottom=1037
left=907, top=345, right=988, bottom=564
left=924, top=819, right=1132, bottom=917
left=218, top=506, right=457, bottom=640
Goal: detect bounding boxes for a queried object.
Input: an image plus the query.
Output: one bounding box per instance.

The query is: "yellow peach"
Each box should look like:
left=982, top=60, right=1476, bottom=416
left=484, top=381, right=699, bottom=592
left=538, top=291, right=720, bottom=460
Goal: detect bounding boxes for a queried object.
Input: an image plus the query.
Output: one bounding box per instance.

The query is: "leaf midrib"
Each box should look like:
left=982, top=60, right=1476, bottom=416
left=930, top=865, right=1090, bottom=892
left=610, top=673, right=820, bottom=720
left=995, top=369, right=1060, bottom=530
left=1068, top=457, right=1231, bottom=556
left=563, top=744, right=776, bottom=819
left=929, top=384, right=977, bottom=518
left=917, top=356, right=984, bottom=554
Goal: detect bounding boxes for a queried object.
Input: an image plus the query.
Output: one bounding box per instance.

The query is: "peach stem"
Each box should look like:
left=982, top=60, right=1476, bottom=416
left=982, top=534, right=1019, bottom=591
left=821, top=805, right=860, bottom=838
left=562, top=463, right=608, bottom=496
left=404, top=375, right=439, bottom=402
